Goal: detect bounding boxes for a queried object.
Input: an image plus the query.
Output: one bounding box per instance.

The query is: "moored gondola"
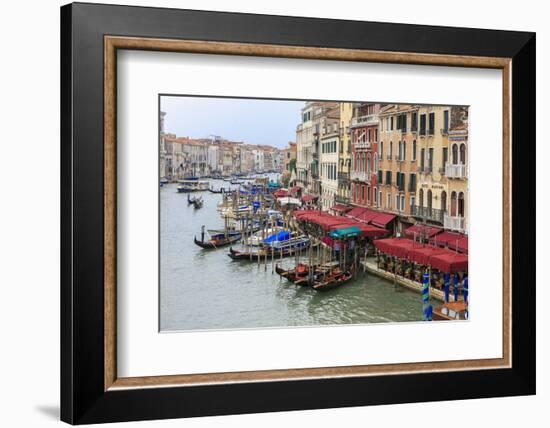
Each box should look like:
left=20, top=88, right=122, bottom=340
left=311, top=269, right=354, bottom=291
left=275, top=263, right=311, bottom=283
left=193, top=197, right=203, bottom=209
left=194, top=225, right=241, bottom=249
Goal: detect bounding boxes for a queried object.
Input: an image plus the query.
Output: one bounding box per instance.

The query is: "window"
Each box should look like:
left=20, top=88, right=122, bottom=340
left=387, top=192, right=391, bottom=209
left=419, top=189, right=424, bottom=208
left=378, top=169, right=383, bottom=183
left=412, top=140, right=417, bottom=160
left=442, top=147, right=448, bottom=167
left=420, top=148, right=425, bottom=170
left=443, top=110, right=449, bottom=133
left=428, top=112, right=435, bottom=135
left=451, top=191, right=457, bottom=216
left=403, top=141, right=407, bottom=161
left=452, top=144, right=458, bottom=164
left=428, top=148, right=434, bottom=170
left=419, top=114, right=426, bottom=135
left=411, top=112, right=418, bottom=132
left=374, top=187, right=378, bottom=206
left=380, top=141, right=384, bottom=159
left=389, top=141, right=393, bottom=159
left=367, top=186, right=371, bottom=203
left=458, top=192, right=465, bottom=217
left=375, top=129, right=378, bottom=142
left=386, top=170, right=392, bottom=185
left=441, top=191, right=447, bottom=212
left=460, top=144, right=466, bottom=164
left=361, top=185, right=365, bottom=202
left=410, top=195, right=415, bottom=210
left=400, top=195, right=405, bottom=211
left=409, top=173, right=416, bottom=192
left=395, top=194, right=400, bottom=211
left=390, top=117, right=394, bottom=130
left=379, top=191, right=383, bottom=208
left=427, top=189, right=433, bottom=210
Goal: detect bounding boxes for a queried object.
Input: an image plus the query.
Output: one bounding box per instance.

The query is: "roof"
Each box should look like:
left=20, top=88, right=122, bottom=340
left=301, top=194, right=318, bottom=202
left=331, top=204, right=352, bottom=213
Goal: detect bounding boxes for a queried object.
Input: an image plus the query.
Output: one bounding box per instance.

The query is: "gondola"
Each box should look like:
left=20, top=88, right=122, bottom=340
left=193, top=198, right=203, bottom=209
left=208, top=187, right=225, bottom=194
left=194, top=231, right=241, bottom=249
left=275, top=263, right=312, bottom=283
left=311, top=269, right=354, bottom=291
left=187, top=194, right=197, bottom=205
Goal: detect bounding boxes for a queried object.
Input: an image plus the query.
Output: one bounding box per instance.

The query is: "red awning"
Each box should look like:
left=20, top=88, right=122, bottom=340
left=273, top=189, right=289, bottom=198
left=448, top=236, right=468, bottom=254
left=371, top=212, right=397, bottom=228
left=301, top=194, right=318, bottom=202
left=355, top=208, right=378, bottom=223
left=355, top=223, right=391, bottom=238
left=289, top=186, right=301, bottom=194
left=430, top=231, right=464, bottom=247
left=373, top=238, right=416, bottom=258
left=403, top=224, right=443, bottom=239
left=407, top=245, right=447, bottom=266
left=346, top=207, right=367, bottom=219
left=331, top=204, right=352, bottom=213
left=430, top=252, right=468, bottom=274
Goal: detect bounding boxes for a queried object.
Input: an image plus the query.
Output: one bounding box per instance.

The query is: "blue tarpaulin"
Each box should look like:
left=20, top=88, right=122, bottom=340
left=264, top=230, right=290, bottom=243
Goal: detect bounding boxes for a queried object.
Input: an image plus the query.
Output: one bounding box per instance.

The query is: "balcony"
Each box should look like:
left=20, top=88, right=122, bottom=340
left=411, top=206, right=445, bottom=224
left=338, top=171, right=350, bottom=182
left=354, top=140, right=371, bottom=150
left=444, top=214, right=466, bottom=232
left=351, top=114, right=378, bottom=127
left=334, top=194, right=350, bottom=204
left=445, top=163, right=468, bottom=179
left=351, top=171, right=370, bottom=182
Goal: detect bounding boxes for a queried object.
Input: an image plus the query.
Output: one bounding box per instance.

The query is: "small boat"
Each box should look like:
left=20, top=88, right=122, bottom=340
left=275, top=263, right=312, bottom=283
left=193, top=197, right=203, bottom=209
left=228, top=236, right=310, bottom=260
left=187, top=194, right=197, bottom=205
left=311, top=269, right=354, bottom=291
left=208, top=187, right=226, bottom=194
left=194, top=231, right=241, bottom=249
left=433, top=301, right=468, bottom=321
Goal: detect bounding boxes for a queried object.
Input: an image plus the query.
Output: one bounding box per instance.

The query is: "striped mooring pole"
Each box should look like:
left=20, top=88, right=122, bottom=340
left=463, top=276, right=468, bottom=304
left=453, top=274, right=459, bottom=302
left=422, top=271, right=433, bottom=321
left=444, top=272, right=450, bottom=303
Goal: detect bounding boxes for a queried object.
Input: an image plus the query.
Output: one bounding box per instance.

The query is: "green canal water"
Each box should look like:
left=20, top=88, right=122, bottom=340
left=160, top=180, right=430, bottom=332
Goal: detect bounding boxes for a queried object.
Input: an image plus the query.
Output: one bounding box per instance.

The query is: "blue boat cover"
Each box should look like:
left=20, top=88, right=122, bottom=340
left=264, top=230, right=290, bottom=243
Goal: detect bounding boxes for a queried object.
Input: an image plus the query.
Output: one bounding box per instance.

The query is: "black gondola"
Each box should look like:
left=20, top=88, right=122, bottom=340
left=194, top=231, right=241, bottom=249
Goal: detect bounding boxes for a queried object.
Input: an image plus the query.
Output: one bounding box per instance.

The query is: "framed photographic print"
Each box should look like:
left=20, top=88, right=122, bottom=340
left=61, top=2, right=536, bottom=424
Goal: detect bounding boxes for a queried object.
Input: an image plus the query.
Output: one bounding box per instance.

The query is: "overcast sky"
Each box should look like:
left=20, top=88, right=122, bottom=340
left=161, top=96, right=305, bottom=149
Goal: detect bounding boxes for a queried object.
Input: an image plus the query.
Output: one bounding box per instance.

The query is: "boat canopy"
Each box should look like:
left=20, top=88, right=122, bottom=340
left=264, top=230, right=290, bottom=243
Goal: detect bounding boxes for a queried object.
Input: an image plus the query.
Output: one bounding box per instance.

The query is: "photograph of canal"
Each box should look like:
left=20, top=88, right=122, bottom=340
left=159, top=96, right=469, bottom=332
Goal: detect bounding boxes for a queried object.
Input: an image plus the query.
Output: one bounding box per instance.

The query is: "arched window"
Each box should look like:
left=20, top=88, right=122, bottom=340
left=403, top=141, right=407, bottom=161
left=413, top=140, right=417, bottom=160
left=460, top=144, right=466, bottom=164
left=398, top=141, right=402, bottom=160
left=451, top=191, right=457, bottom=216
left=419, top=189, right=424, bottom=208
left=452, top=144, right=458, bottom=164
left=427, top=190, right=433, bottom=210
left=458, top=192, right=465, bottom=217
left=374, top=153, right=379, bottom=171
left=389, top=141, right=393, bottom=158
left=380, top=141, right=384, bottom=159
left=441, top=191, right=447, bottom=212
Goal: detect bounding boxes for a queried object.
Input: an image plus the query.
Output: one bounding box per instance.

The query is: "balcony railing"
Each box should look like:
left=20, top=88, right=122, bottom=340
left=445, top=163, right=468, bottom=179
left=411, top=206, right=445, bottom=224
left=351, top=114, right=378, bottom=127
left=338, top=172, right=350, bottom=182
left=350, top=171, right=370, bottom=182
left=444, top=214, right=466, bottom=232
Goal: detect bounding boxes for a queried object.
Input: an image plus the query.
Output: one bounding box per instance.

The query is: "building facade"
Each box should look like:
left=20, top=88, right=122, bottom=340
left=336, top=102, right=353, bottom=204
left=351, top=103, right=380, bottom=209
left=318, top=106, right=340, bottom=210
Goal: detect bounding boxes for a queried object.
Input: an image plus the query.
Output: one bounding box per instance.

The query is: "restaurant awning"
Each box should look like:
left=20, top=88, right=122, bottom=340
left=371, top=212, right=397, bottom=228
left=355, top=208, right=378, bottom=223
left=331, top=204, right=352, bottom=213
left=273, top=189, right=289, bottom=198
left=429, top=231, right=464, bottom=247
left=403, top=224, right=443, bottom=239
left=407, top=245, right=447, bottom=266
left=373, top=238, right=416, bottom=258
left=346, top=207, right=367, bottom=219
left=430, top=252, right=469, bottom=274
left=289, top=186, right=301, bottom=194
left=448, top=236, right=468, bottom=254
left=329, top=226, right=363, bottom=239
left=301, top=194, right=318, bottom=202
